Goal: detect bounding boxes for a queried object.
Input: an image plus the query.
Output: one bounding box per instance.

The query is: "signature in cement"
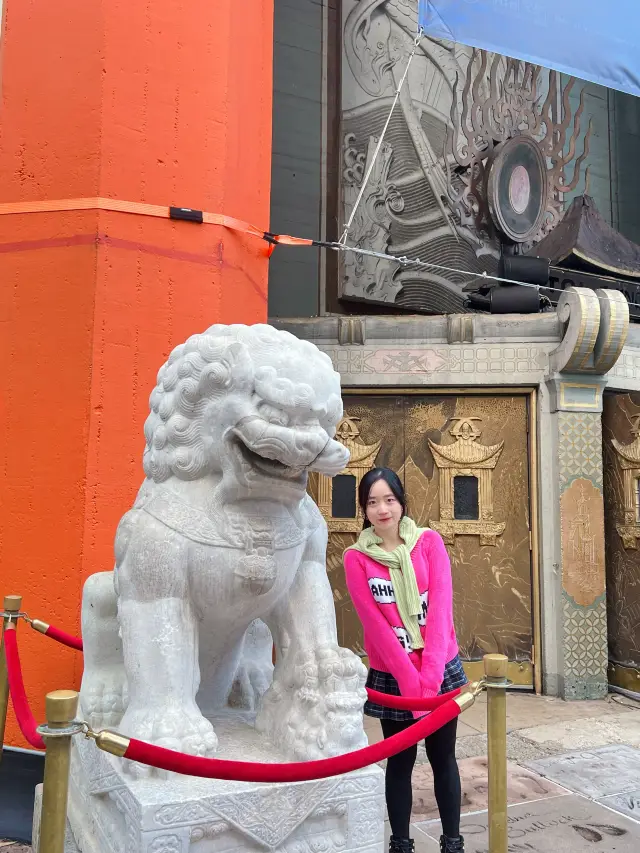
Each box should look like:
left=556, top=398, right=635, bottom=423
left=463, top=814, right=628, bottom=850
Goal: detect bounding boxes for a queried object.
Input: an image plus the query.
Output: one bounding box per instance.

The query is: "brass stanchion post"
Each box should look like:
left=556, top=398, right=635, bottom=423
left=39, top=690, right=79, bottom=853
left=0, top=594, right=23, bottom=764
left=484, top=653, right=508, bottom=853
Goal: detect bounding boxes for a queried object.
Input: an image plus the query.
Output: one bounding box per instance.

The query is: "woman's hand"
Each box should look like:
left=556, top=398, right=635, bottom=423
left=419, top=675, right=439, bottom=699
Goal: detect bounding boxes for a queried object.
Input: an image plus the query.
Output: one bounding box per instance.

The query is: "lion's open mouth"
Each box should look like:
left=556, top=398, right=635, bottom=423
left=233, top=435, right=306, bottom=482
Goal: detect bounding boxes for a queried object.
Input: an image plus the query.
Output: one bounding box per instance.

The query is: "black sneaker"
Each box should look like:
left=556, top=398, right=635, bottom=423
left=389, top=837, right=415, bottom=853
left=440, top=836, right=465, bottom=852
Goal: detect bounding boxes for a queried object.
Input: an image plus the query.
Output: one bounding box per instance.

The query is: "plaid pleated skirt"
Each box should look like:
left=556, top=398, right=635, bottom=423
left=365, top=655, right=469, bottom=721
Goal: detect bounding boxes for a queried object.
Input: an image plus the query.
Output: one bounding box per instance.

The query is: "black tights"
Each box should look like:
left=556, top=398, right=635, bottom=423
left=381, top=717, right=462, bottom=839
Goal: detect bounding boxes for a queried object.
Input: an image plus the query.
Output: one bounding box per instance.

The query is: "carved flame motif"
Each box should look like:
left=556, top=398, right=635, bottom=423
left=428, top=417, right=506, bottom=546
left=612, top=414, right=640, bottom=549
left=444, top=53, right=592, bottom=246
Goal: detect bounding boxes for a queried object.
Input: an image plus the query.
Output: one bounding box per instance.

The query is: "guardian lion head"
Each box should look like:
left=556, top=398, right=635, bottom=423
left=142, top=324, right=349, bottom=495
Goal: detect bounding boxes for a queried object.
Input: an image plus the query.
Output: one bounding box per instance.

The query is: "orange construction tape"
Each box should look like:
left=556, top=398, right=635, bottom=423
left=0, top=198, right=168, bottom=217
left=0, top=198, right=318, bottom=256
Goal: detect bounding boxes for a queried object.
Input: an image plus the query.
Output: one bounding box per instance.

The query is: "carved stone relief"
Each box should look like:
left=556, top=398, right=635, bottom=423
left=147, top=836, right=182, bottom=853
left=612, top=415, right=640, bottom=549
left=428, top=417, right=506, bottom=545
left=63, top=734, right=384, bottom=853
left=341, top=0, right=591, bottom=313
left=443, top=56, right=591, bottom=248
left=560, top=478, right=606, bottom=607
left=342, top=137, right=403, bottom=303
left=323, top=343, right=551, bottom=386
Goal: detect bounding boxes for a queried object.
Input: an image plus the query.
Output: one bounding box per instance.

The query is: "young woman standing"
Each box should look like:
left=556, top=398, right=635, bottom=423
left=344, top=467, right=467, bottom=853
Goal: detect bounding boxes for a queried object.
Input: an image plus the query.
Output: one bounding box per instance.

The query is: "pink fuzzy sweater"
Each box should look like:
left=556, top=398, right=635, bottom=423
left=344, top=529, right=459, bottom=700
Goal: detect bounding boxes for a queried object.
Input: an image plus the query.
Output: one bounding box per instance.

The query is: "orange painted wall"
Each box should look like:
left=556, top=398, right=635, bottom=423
left=0, top=0, right=273, bottom=747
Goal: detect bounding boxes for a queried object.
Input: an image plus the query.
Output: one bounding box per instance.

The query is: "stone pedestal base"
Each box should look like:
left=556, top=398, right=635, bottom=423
left=34, top=712, right=384, bottom=853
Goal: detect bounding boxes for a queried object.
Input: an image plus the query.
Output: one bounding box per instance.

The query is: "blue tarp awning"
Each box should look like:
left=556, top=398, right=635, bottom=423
left=418, top=0, right=640, bottom=98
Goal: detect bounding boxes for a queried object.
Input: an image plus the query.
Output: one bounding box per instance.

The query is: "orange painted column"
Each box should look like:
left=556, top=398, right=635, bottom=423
left=0, top=0, right=273, bottom=748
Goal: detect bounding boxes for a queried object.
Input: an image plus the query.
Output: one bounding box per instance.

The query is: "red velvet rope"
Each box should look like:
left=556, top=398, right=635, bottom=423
left=366, top=686, right=461, bottom=711
left=4, top=611, right=467, bottom=774
left=3, top=627, right=46, bottom=749
left=44, top=624, right=84, bottom=651
left=31, top=624, right=459, bottom=713
left=123, top=697, right=461, bottom=782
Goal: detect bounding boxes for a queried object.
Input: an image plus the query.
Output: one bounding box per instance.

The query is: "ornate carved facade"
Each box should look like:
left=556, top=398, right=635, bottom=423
left=277, top=292, right=638, bottom=698
left=341, top=0, right=590, bottom=313
left=272, top=4, right=640, bottom=704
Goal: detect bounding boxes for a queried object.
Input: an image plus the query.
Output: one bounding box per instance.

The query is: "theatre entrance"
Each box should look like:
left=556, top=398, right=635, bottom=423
left=309, top=392, right=539, bottom=688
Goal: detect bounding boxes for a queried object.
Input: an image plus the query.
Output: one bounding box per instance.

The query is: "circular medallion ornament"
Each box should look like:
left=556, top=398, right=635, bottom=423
left=487, top=136, right=548, bottom=243
left=508, top=165, right=530, bottom=214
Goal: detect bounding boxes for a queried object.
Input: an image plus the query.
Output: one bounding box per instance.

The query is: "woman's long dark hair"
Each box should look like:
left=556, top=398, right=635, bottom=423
left=358, top=467, right=406, bottom=529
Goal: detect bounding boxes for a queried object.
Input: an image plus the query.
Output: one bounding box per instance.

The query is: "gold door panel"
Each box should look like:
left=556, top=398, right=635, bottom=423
left=603, top=393, right=640, bottom=693
left=314, top=393, right=534, bottom=686
left=309, top=396, right=405, bottom=657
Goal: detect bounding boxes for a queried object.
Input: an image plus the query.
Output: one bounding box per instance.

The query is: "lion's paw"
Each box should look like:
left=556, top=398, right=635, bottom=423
left=227, top=658, right=274, bottom=711
left=256, top=644, right=368, bottom=761
left=80, top=669, right=128, bottom=730
left=119, top=705, right=218, bottom=779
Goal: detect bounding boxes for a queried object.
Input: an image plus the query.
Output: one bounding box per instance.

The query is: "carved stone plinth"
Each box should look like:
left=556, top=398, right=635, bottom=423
left=33, top=713, right=384, bottom=853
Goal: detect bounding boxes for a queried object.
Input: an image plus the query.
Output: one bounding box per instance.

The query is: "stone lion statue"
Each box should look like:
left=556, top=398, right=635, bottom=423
left=80, top=324, right=368, bottom=776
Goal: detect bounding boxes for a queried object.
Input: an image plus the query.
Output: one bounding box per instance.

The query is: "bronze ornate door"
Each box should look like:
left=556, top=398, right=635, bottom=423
left=312, top=393, right=536, bottom=686
left=309, top=395, right=406, bottom=657
left=603, top=393, right=640, bottom=694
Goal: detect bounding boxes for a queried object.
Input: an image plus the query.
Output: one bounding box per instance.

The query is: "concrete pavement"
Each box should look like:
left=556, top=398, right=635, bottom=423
left=364, top=690, right=640, bottom=850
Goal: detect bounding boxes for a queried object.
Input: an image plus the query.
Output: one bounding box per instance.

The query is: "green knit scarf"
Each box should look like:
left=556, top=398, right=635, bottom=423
left=347, top=516, right=427, bottom=650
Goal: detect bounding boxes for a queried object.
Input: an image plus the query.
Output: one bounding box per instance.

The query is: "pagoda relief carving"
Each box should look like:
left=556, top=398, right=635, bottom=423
left=612, top=415, right=640, bottom=549
left=428, top=418, right=505, bottom=546
left=317, top=416, right=381, bottom=533
left=561, top=478, right=605, bottom=606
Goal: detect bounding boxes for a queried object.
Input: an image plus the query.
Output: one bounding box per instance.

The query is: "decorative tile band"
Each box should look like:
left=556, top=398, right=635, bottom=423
left=323, top=344, right=551, bottom=381
left=558, top=412, right=604, bottom=490
left=561, top=595, right=608, bottom=699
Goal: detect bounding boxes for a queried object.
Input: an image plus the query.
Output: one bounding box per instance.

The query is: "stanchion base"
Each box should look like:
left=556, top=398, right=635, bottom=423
left=43, top=711, right=384, bottom=853
left=32, top=785, right=80, bottom=853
